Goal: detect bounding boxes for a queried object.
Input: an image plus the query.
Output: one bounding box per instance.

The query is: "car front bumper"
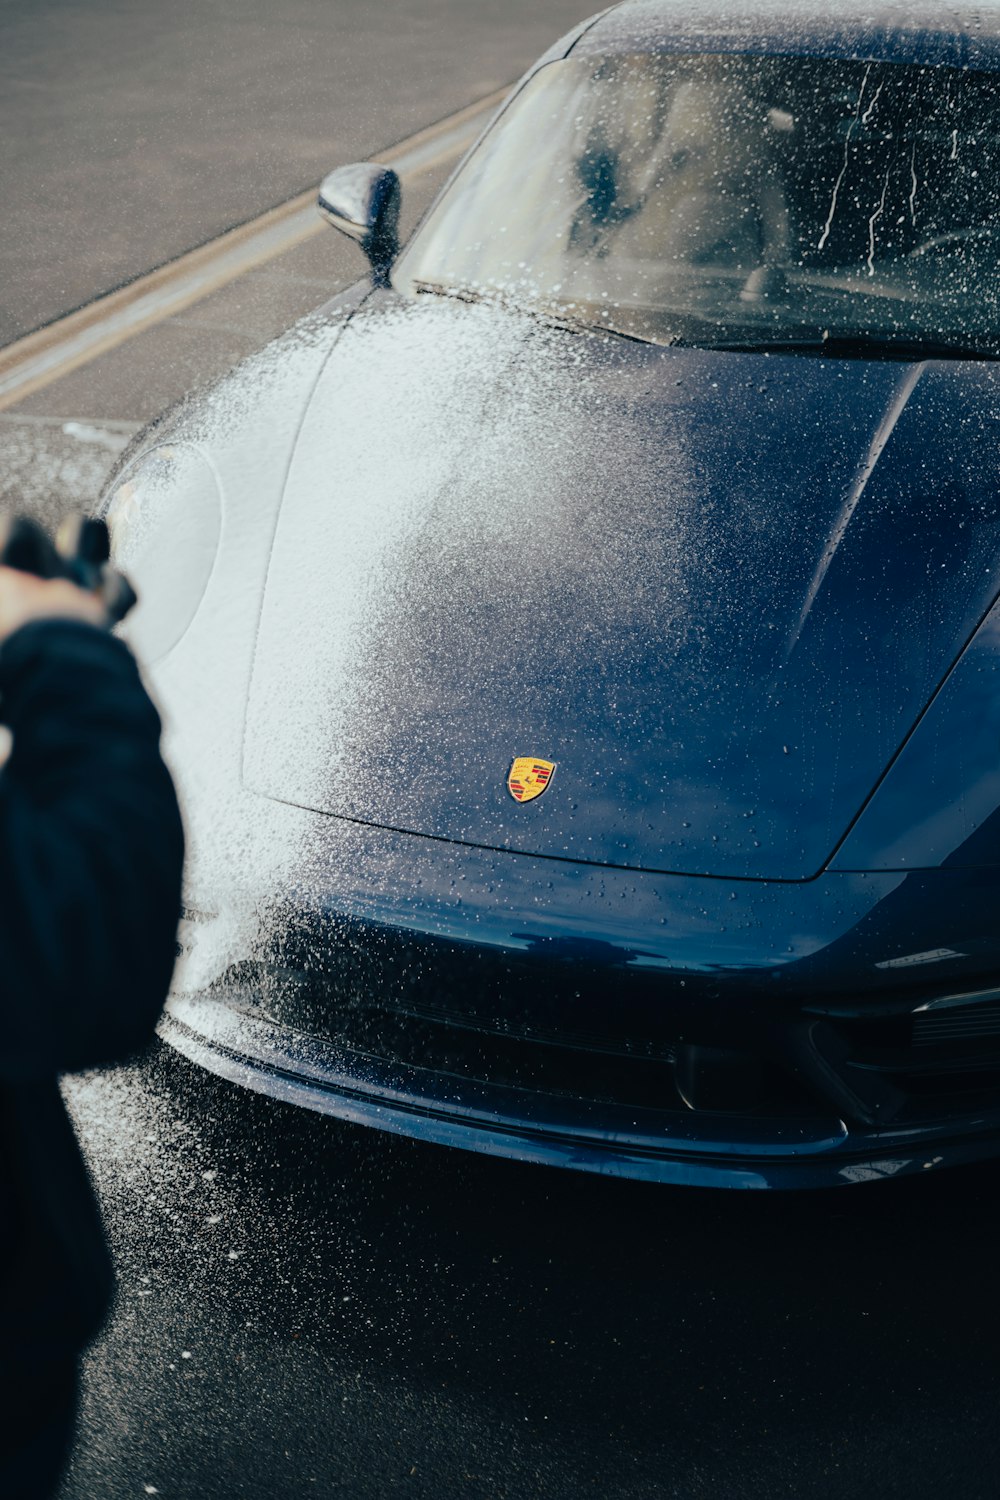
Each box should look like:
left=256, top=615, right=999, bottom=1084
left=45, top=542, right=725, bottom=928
left=161, top=990, right=1000, bottom=1189
left=166, top=815, right=1000, bottom=1188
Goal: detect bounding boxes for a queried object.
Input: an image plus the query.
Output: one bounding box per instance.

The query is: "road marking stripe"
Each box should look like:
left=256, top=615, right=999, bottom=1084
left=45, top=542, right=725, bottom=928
left=0, top=85, right=509, bottom=412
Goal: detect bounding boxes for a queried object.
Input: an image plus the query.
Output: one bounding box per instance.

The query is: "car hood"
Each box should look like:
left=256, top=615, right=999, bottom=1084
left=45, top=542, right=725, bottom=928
left=243, top=295, right=1000, bottom=880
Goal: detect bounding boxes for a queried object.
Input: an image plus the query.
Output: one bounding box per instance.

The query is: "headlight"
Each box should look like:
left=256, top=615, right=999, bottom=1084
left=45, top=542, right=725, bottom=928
left=105, top=444, right=222, bottom=665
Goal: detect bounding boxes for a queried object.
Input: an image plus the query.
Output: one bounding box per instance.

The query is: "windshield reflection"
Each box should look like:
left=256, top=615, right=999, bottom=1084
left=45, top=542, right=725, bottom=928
left=397, top=51, right=1000, bottom=355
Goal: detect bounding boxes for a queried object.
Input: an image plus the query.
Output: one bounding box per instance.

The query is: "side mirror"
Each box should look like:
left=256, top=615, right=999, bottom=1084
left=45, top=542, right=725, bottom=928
left=317, top=163, right=401, bottom=287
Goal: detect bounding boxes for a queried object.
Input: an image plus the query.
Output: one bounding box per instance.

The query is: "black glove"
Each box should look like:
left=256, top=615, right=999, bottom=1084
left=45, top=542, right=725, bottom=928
left=0, top=514, right=137, bottom=624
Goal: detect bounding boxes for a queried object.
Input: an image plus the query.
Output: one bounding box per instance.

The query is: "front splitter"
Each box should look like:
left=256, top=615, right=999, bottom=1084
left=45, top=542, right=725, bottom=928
left=160, top=994, right=1000, bottom=1189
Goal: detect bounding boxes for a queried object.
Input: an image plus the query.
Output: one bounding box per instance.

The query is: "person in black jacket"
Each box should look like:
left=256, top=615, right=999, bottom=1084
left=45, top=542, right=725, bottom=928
left=0, top=559, right=184, bottom=1498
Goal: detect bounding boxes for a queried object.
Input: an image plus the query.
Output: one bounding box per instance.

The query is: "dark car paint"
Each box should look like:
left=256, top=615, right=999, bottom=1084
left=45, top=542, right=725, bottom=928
left=116, top=0, right=1000, bottom=1186
left=164, top=801, right=1000, bottom=1189
left=831, top=597, right=1000, bottom=871
left=244, top=292, right=1000, bottom=882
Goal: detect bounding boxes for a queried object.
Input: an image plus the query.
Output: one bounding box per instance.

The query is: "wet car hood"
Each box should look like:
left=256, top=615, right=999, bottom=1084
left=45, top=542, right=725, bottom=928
left=243, top=296, right=1000, bottom=880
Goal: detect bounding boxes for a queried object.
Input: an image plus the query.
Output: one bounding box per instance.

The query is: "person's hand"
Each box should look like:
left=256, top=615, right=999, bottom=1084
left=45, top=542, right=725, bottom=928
left=0, top=565, right=108, bottom=643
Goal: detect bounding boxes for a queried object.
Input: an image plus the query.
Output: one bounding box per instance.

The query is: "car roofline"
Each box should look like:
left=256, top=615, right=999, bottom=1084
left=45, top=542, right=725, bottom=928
left=577, top=0, right=1000, bottom=72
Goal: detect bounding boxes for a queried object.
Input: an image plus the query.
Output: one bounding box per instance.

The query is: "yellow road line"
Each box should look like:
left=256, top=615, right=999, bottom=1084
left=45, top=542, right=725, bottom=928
left=0, top=86, right=509, bottom=412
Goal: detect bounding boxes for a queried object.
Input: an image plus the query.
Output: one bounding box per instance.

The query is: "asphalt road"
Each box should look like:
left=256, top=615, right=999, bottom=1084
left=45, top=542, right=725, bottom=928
left=0, top=0, right=600, bottom=345
left=3, top=3, right=1000, bottom=1497
left=63, top=1049, right=1000, bottom=1500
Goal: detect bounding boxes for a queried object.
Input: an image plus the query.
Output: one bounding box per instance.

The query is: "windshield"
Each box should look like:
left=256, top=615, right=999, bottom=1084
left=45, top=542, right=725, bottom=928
left=395, top=52, right=1000, bottom=353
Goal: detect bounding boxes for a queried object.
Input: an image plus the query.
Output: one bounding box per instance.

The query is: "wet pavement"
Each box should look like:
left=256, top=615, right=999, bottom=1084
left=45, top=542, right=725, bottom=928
left=4, top=5, right=1000, bottom=1497
left=63, top=1047, right=1000, bottom=1499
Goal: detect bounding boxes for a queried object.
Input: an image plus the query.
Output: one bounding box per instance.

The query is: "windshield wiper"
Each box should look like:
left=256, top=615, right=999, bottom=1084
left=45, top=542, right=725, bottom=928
left=410, top=290, right=1000, bottom=362
left=410, top=280, right=661, bottom=345
left=701, top=333, right=1000, bottom=362
left=412, top=280, right=495, bottom=307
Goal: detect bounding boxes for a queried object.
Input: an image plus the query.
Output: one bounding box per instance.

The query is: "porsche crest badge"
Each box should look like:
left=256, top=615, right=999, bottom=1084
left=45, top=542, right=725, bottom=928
left=507, top=757, right=555, bottom=803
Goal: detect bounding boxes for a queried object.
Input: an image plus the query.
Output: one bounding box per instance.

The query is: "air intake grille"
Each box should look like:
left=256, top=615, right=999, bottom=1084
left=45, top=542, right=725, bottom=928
left=913, top=1000, right=1000, bottom=1048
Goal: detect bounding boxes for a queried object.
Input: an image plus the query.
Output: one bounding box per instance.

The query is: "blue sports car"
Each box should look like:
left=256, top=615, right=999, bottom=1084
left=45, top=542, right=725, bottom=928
left=106, top=0, right=1000, bottom=1187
